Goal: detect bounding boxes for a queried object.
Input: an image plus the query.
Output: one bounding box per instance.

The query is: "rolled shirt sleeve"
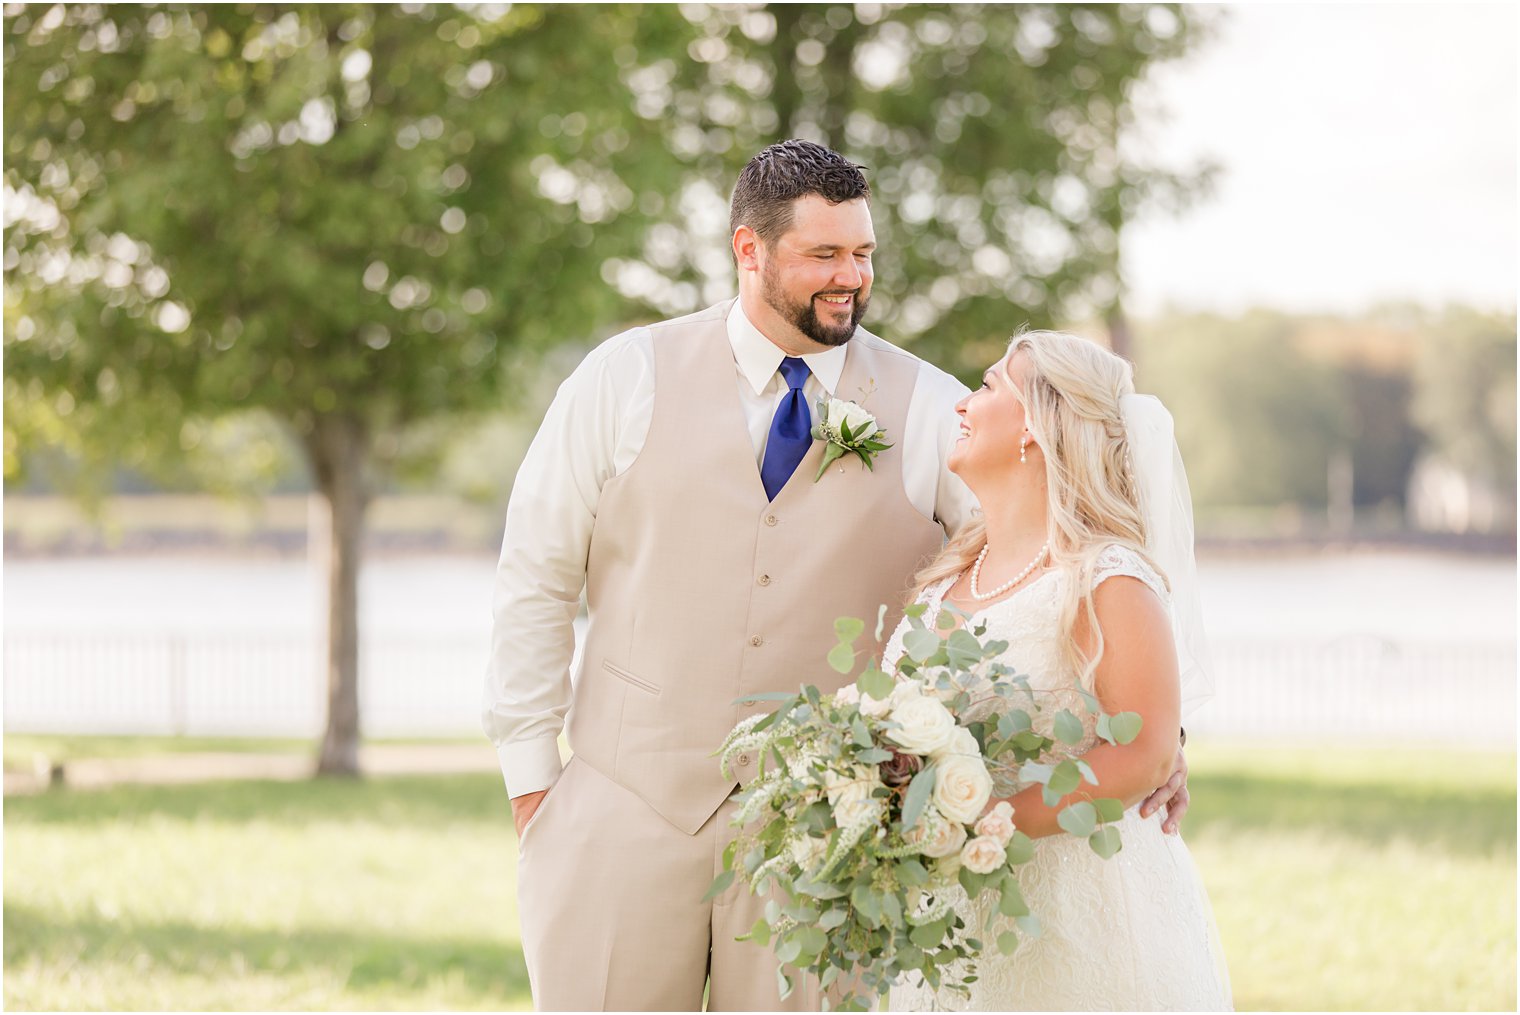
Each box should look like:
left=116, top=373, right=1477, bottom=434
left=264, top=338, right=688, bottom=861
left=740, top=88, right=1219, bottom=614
left=481, top=328, right=653, bottom=798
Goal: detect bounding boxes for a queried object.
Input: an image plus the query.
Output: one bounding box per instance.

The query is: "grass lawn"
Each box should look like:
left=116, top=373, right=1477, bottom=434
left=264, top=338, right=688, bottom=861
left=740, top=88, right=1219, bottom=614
left=4, top=741, right=1514, bottom=1010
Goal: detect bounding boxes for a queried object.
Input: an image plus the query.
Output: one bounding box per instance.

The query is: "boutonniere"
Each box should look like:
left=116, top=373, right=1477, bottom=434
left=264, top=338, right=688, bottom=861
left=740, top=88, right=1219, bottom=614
left=811, top=396, right=893, bottom=480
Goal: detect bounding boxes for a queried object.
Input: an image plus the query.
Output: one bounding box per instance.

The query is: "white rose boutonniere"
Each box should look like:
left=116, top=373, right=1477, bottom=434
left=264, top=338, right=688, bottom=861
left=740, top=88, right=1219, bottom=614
left=812, top=396, right=893, bottom=480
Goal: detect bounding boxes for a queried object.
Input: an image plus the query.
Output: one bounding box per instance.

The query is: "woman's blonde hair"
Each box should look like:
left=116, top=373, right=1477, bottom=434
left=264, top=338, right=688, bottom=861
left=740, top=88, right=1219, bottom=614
left=912, top=330, right=1168, bottom=691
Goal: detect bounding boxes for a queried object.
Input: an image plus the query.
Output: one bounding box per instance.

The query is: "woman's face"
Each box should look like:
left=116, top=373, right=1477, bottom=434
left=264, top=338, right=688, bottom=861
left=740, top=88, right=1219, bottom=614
left=948, top=349, right=1036, bottom=482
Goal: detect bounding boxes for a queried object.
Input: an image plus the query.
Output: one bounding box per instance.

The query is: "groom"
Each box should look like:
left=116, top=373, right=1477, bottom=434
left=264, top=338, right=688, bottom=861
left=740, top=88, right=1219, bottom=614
left=482, top=140, right=1189, bottom=1011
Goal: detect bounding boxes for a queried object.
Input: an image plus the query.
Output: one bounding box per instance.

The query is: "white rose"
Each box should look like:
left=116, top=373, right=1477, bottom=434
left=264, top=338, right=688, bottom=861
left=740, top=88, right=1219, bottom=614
left=835, top=793, right=884, bottom=827
left=825, top=398, right=878, bottom=440
left=974, top=801, right=1016, bottom=846
left=789, top=834, right=828, bottom=870
left=935, top=725, right=980, bottom=763
left=825, top=766, right=883, bottom=827
left=886, top=694, right=958, bottom=756
left=904, top=806, right=968, bottom=859
left=833, top=683, right=861, bottom=707
left=932, top=753, right=994, bottom=825
left=959, top=835, right=1008, bottom=875
left=932, top=852, right=963, bottom=886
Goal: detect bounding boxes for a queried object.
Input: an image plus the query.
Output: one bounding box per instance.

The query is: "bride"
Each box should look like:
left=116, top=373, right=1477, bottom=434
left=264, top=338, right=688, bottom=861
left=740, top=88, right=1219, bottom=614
left=887, top=331, right=1232, bottom=1011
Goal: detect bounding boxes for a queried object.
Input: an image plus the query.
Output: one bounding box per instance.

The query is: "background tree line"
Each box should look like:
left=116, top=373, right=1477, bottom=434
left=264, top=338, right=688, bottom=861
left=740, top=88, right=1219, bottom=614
left=4, top=3, right=1208, bottom=773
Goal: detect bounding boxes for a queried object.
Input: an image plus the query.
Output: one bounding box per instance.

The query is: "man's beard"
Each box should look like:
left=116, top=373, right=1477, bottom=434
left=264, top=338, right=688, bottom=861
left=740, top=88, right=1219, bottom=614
left=760, top=258, right=869, bottom=347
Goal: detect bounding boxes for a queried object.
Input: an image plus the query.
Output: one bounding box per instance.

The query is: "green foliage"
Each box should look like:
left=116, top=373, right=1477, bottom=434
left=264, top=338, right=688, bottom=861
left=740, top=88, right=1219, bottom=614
left=1411, top=306, right=1517, bottom=493
left=3, top=5, right=683, bottom=466
left=646, top=4, right=1215, bottom=382
left=1134, top=310, right=1349, bottom=511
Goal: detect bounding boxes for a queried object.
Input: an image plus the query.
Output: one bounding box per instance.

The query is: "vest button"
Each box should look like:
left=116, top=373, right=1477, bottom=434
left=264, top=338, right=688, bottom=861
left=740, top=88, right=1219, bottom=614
left=758, top=574, right=772, bottom=586
left=749, top=635, right=763, bottom=647
left=764, top=513, right=778, bottom=526
left=736, top=752, right=753, bottom=767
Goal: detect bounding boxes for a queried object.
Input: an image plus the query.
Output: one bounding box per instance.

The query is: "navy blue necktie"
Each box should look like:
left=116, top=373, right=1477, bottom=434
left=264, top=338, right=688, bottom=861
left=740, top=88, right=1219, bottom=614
left=760, top=357, right=812, bottom=501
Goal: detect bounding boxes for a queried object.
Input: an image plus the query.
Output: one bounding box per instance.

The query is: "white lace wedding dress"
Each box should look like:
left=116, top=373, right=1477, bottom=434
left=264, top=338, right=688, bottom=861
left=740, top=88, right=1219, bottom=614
left=886, top=544, right=1232, bottom=1012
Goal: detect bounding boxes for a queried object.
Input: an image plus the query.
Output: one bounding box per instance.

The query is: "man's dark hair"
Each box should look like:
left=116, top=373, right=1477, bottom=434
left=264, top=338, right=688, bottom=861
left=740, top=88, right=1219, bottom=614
left=729, top=139, right=870, bottom=245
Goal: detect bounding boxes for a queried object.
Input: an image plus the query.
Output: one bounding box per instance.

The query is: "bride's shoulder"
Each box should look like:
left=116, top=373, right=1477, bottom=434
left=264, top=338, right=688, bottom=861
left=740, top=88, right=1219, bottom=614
left=1089, top=542, right=1168, bottom=602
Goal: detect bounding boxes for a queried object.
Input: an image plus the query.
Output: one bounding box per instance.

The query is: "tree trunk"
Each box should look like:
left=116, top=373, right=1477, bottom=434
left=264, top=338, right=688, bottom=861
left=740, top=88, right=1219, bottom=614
left=304, top=413, right=371, bottom=778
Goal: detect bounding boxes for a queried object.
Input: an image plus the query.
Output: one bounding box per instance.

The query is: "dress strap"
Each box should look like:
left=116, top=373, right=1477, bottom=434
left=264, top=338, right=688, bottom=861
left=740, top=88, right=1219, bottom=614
left=1091, top=543, right=1168, bottom=602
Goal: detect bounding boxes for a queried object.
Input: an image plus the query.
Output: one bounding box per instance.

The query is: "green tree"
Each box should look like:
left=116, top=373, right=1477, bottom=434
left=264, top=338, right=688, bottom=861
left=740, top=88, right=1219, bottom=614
left=602, top=3, right=1213, bottom=377
left=3, top=4, right=682, bottom=773
left=1135, top=310, right=1349, bottom=516
left=6, top=3, right=1212, bottom=771
left=1411, top=306, right=1517, bottom=520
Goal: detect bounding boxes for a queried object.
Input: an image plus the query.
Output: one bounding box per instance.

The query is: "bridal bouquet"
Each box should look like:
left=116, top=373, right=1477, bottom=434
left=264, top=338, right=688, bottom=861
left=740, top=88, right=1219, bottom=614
left=710, top=605, right=1142, bottom=1011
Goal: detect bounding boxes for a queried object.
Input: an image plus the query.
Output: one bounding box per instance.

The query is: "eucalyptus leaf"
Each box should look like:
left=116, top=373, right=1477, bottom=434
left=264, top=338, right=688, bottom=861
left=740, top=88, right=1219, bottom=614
left=903, top=628, right=941, bottom=663
left=1089, top=825, right=1123, bottom=859
left=1094, top=797, right=1125, bottom=823
left=1053, top=709, right=1084, bottom=745
left=946, top=627, right=983, bottom=662
left=1004, top=830, right=1035, bottom=865
left=1015, top=913, right=1042, bottom=938
left=996, top=931, right=1020, bottom=955
left=826, top=641, right=856, bottom=674
left=740, top=917, right=770, bottom=945
left=834, top=616, right=865, bottom=642
left=1108, top=711, right=1143, bottom=744
left=910, top=922, right=943, bottom=949
left=703, top=869, right=734, bottom=901
left=1047, top=759, right=1082, bottom=797
left=874, top=603, right=890, bottom=640
left=858, top=665, right=894, bottom=702
left=1057, top=800, right=1097, bottom=838
left=1075, top=759, right=1098, bottom=785
left=901, top=764, right=938, bottom=831
left=998, top=878, right=1029, bottom=918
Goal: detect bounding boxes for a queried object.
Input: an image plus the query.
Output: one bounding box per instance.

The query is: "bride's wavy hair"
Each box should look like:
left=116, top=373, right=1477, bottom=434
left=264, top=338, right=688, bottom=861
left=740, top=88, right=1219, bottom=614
left=912, top=330, right=1169, bottom=691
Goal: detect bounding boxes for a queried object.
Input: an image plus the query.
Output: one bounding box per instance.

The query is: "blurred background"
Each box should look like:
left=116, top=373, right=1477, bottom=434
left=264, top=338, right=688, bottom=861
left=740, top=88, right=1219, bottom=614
left=3, top=3, right=1514, bottom=1011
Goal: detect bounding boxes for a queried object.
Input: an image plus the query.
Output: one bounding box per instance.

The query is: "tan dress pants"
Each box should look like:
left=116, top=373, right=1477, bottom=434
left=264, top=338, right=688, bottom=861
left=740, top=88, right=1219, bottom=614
left=517, top=756, right=826, bottom=1012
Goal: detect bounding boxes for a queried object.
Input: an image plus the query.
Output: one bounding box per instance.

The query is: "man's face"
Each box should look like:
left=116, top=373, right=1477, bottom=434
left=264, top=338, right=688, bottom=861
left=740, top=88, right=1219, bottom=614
left=756, top=195, right=875, bottom=347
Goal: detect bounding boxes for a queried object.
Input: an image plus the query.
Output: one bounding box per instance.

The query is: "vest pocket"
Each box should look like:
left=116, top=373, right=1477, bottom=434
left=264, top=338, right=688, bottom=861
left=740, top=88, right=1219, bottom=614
left=601, top=658, right=660, bottom=695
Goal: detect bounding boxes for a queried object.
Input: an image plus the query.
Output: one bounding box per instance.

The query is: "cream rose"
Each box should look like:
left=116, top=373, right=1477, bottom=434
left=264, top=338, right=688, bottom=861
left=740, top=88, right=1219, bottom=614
left=932, top=752, right=994, bottom=824
left=824, top=397, right=879, bottom=440
left=974, top=801, right=1016, bottom=846
left=886, top=694, right=957, bottom=756
left=833, top=683, right=861, bottom=707
left=959, top=834, right=1008, bottom=875
left=936, top=725, right=980, bottom=762
left=904, top=806, right=968, bottom=859
left=789, top=833, right=827, bottom=870
left=825, top=766, right=883, bottom=827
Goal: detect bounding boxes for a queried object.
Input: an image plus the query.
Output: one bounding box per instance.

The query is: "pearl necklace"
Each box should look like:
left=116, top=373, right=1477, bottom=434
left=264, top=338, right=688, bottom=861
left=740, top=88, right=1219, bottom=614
left=969, top=540, right=1050, bottom=601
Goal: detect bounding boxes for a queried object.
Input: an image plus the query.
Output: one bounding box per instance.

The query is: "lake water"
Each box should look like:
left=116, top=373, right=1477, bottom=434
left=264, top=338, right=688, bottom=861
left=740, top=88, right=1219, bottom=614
left=4, top=551, right=1515, bottom=743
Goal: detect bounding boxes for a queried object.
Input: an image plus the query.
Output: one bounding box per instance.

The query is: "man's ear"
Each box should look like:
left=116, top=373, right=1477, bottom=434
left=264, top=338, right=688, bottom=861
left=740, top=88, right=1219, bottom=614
left=733, top=225, right=762, bottom=272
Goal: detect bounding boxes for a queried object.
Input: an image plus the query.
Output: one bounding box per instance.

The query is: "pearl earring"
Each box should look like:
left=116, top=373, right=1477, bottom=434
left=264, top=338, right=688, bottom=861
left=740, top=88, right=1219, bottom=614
left=1019, top=436, right=1028, bottom=464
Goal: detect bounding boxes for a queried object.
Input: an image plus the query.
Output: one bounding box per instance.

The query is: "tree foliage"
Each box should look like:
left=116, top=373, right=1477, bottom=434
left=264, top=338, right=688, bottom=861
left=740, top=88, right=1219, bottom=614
left=4, top=2, right=1212, bottom=768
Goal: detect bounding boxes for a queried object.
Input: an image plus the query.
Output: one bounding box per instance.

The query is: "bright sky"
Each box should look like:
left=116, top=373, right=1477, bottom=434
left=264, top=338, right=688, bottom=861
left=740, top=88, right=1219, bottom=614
left=1120, top=3, right=1518, bottom=316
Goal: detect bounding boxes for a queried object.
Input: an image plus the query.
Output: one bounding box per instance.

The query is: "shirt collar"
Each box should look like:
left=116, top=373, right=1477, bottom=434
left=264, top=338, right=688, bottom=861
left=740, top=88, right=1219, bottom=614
left=726, top=299, right=848, bottom=397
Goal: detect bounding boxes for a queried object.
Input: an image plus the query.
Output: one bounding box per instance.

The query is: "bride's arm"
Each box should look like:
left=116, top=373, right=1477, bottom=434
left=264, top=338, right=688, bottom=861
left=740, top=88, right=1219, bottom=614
left=998, top=575, right=1183, bottom=839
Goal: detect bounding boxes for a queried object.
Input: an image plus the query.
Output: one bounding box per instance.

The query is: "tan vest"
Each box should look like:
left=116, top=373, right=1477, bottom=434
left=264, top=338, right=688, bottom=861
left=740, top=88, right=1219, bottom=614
left=565, top=301, right=945, bottom=833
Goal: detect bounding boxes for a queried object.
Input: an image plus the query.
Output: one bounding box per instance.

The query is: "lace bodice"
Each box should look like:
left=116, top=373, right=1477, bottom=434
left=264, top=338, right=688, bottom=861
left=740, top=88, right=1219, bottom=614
left=887, top=543, right=1165, bottom=706
left=885, top=544, right=1231, bottom=1012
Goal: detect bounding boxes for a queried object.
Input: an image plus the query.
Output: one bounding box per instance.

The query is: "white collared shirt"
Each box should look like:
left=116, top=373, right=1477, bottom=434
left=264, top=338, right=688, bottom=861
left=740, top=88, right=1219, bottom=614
left=482, top=300, right=975, bottom=797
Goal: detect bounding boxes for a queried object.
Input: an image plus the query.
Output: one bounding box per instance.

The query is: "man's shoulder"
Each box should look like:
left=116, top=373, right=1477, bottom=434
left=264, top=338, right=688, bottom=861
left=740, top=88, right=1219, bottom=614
left=850, top=328, right=970, bottom=400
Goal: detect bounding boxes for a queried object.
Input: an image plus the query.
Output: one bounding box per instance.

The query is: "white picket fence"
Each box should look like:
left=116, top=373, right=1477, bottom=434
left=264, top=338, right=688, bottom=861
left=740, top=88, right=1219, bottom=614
left=3, top=629, right=1515, bottom=745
